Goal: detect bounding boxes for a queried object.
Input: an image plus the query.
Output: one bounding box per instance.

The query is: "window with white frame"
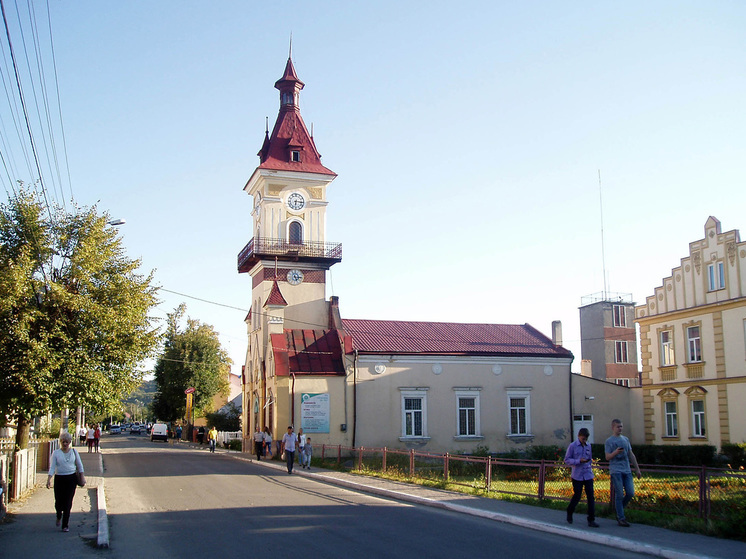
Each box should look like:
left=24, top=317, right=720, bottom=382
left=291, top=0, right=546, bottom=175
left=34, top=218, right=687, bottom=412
left=691, top=400, right=706, bottom=437
left=455, top=390, right=481, bottom=437
left=615, top=378, right=631, bottom=387
left=400, top=390, right=427, bottom=438
left=660, top=330, right=674, bottom=366
left=664, top=400, right=678, bottom=437
left=707, top=261, right=725, bottom=291
left=507, top=391, right=530, bottom=435
left=615, top=341, right=629, bottom=363
left=613, top=304, right=627, bottom=327
left=687, top=326, right=702, bottom=363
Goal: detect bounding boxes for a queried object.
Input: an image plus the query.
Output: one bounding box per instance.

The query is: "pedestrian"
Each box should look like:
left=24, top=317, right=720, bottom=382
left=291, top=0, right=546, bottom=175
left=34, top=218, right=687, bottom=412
left=253, top=426, right=265, bottom=460
left=78, top=425, right=86, bottom=446
left=208, top=425, right=218, bottom=453
left=176, top=424, right=182, bottom=441
left=605, top=419, right=642, bottom=527
left=94, top=424, right=101, bottom=452
left=297, top=428, right=306, bottom=465
left=281, top=426, right=298, bottom=474
left=263, top=427, right=273, bottom=458
left=197, top=426, right=205, bottom=444
left=564, top=428, right=598, bottom=527
left=302, top=437, right=313, bottom=470
left=86, top=424, right=95, bottom=453
left=46, top=432, right=85, bottom=532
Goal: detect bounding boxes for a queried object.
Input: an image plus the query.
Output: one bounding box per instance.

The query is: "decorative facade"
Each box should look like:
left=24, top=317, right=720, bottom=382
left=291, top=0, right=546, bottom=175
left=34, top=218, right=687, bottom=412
left=635, top=217, right=746, bottom=447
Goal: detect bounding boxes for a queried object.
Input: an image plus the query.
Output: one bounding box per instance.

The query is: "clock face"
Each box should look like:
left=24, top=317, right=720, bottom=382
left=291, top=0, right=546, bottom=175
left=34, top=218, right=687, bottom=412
left=287, top=192, right=305, bottom=211
left=287, top=269, right=304, bottom=285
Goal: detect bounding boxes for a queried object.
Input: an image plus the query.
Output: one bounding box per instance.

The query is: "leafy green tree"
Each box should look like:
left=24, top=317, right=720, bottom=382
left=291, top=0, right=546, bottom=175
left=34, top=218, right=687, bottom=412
left=152, top=304, right=231, bottom=423
left=0, top=187, right=159, bottom=448
left=205, top=402, right=241, bottom=432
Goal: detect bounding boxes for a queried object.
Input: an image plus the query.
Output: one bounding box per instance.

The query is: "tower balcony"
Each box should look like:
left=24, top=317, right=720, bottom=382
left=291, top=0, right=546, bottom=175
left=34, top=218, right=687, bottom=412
left=238, top=236, right=343, bottom=273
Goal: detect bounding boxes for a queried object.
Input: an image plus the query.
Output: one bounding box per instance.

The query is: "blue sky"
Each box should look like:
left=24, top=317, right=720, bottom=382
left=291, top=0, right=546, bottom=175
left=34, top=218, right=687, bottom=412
left=2, top=1, right=745, bottom=375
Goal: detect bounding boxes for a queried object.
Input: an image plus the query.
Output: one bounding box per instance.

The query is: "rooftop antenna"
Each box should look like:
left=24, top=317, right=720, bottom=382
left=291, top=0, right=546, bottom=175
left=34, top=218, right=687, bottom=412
left=310, top=122, right=314, bottom=139
left=289, top=33, right=293, bottom=59
left=598, top=169, right=608, bottom=299
left=265, top=116, right=269, bottom=134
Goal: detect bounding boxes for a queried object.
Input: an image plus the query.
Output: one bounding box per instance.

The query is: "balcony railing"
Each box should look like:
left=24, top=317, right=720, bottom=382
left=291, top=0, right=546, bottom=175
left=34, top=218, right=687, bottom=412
left=238, top=237, right=342, bottom=272
left=659, top=366, right=677, bottom=382
left=685, top=363, right=705, bottom=379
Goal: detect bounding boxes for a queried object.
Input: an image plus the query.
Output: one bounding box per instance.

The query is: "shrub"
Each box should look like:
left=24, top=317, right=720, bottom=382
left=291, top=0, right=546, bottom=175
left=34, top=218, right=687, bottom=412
left=720, top=443, right=746, bottom=469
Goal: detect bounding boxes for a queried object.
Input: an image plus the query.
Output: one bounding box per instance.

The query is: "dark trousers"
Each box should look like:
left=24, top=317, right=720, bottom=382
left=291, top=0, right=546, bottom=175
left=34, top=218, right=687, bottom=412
left=567, top=478, right=595, bottom=522
left=285, top=450, right=295, bottom=473
left=54, top=473, right=78, bottom=529
left=254, top=441, right=263, bottom=460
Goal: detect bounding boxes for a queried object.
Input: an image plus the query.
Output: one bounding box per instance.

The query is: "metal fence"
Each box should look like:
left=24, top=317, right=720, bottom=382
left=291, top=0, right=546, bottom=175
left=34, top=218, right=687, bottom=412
left=320, top=445, right=746, bottom=521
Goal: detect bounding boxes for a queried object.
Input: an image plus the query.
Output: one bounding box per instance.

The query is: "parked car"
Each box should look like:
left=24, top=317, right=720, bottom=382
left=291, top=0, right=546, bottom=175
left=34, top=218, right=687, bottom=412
left=109, top=425, right=121, bottom=434
left=131, top=424, right=143, bottom=434
left=150, top=423, right=169, bottom=442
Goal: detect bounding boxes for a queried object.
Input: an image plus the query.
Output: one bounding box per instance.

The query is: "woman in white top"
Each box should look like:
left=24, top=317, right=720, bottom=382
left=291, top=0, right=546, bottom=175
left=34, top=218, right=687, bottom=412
left=47, top=432, right=84, bottom=532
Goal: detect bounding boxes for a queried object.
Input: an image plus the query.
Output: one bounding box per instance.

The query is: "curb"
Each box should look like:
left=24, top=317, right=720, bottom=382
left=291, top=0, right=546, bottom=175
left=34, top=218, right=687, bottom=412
left=93, top=451, right=109, bottom=548
left=96, top=483, right=109, bottom=548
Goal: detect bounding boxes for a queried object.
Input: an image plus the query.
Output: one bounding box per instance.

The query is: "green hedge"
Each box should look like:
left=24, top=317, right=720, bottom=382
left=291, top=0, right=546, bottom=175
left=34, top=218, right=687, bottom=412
left=589, top=443, right=717, bottom=466
left=720, top=443, right=746, bottom=469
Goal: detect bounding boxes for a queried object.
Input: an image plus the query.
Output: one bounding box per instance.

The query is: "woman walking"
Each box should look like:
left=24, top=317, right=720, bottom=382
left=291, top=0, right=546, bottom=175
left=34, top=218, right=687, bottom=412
left=47, top=432, right=85, bottom=532
left=263, top=427, right=273, bottom=458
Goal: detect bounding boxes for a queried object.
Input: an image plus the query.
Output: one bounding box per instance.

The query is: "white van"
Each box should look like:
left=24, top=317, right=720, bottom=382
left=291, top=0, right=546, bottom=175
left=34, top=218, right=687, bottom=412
left=150, top=423, right=169, bottom=442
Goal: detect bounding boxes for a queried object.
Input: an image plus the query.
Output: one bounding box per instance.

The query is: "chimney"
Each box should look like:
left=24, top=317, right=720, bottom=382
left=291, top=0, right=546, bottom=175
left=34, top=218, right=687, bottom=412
left=551, top=320, right=563, bottom=346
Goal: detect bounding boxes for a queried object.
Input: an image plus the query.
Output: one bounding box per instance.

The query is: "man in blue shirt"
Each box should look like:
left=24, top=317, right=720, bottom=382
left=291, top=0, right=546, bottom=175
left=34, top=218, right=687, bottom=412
left=604, top=419, right=642, bottom=527
left=564, top=427, right=599, bottom=527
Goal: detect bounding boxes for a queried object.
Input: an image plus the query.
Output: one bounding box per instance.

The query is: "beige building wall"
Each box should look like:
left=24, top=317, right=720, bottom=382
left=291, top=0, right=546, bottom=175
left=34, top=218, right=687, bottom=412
left=635, top=217, right=746, bottom=448
left=355, top=355, right=573, bottom=454
left=571, top=375, right=644, bottom=445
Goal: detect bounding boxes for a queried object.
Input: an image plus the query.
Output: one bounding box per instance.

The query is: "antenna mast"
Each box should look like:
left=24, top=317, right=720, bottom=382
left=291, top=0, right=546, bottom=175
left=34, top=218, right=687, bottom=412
left=598, top=169, right=608, bottom=299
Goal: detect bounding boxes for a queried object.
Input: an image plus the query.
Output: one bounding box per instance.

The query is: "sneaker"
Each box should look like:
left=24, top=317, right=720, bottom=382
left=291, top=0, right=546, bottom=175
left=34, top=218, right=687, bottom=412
left=566, top=514, right=573, bottom=524
left=617, top=519, right=630, bottom=527
left=588, top=521, right=600, bottom=528
left=62, top=527, right=69, bottom=532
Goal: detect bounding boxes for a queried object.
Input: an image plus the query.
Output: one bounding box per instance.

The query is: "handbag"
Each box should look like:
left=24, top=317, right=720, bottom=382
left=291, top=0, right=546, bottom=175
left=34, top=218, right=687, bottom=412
left=73, top=449, right=86, bottom=487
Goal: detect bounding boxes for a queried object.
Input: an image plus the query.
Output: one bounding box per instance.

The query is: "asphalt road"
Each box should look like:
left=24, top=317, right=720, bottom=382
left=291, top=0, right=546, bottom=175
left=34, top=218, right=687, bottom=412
left=98, top=435, right=648, bottom=558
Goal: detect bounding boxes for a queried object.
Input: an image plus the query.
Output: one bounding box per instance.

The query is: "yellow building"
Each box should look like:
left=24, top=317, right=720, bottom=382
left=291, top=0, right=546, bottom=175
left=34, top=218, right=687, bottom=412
left=635, top=217, right=746, bottom=448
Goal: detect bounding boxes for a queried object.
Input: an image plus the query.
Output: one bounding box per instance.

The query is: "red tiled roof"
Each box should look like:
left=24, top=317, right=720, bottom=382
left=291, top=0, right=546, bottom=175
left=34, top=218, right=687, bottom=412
left=257, top=58, right=336, bottom=176
left=264, top=281, right=288, bottom=307
left=341, top=319, right=572, bottom=358
left=271, top=329, right=346, bottom=375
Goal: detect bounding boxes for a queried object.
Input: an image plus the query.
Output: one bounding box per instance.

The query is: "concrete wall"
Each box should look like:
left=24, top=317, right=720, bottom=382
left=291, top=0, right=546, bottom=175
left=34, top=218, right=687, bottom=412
left=571, top=374, right=644, bottom=445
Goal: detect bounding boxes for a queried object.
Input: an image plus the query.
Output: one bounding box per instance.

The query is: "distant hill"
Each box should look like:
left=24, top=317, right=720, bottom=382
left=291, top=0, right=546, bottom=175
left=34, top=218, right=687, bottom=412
left=124, top=379, right=157, bottom=407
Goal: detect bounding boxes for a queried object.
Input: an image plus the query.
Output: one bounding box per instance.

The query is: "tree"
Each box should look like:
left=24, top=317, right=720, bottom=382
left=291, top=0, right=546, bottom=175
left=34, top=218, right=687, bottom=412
left=152, top=304, right=231, bottom=423
left=0, top=187, right=159, bottom=448
left=205, top=402, right=241, bottom=432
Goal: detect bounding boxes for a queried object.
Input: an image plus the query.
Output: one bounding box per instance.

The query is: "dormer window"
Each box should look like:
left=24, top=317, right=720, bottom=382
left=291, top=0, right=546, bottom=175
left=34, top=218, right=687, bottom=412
left=291, top=150, right=300, bottom=162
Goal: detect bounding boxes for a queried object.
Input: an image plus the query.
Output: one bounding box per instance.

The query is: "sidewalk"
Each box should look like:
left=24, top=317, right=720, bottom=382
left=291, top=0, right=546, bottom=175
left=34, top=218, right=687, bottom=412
left=241, top=452, right=746, bottom=559
left=0, top=444, right=105, bottom=557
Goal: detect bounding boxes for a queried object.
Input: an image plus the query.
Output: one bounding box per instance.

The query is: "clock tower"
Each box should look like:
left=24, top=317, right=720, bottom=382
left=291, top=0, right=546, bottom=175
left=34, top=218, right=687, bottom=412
left=238, top=55, right=346, bottom=447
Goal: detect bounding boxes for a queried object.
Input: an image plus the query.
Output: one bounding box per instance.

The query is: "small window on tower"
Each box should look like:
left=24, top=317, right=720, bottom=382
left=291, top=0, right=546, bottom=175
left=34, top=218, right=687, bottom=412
left=291, top=150, right=300, bottom=162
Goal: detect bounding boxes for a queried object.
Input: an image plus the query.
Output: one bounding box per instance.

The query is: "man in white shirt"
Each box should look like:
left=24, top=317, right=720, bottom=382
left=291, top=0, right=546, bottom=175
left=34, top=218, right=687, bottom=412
left=281, top=426, right=298, bottom=474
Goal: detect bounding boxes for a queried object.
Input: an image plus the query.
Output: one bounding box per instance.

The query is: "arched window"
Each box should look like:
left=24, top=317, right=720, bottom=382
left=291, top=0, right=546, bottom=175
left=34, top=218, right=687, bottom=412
left=288, top=221, right=303, bottom=244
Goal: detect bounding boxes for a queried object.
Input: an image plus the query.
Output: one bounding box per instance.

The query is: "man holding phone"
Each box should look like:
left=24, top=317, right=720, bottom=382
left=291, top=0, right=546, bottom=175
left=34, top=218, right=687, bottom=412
left=605, top=419, right=642, bottom=527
